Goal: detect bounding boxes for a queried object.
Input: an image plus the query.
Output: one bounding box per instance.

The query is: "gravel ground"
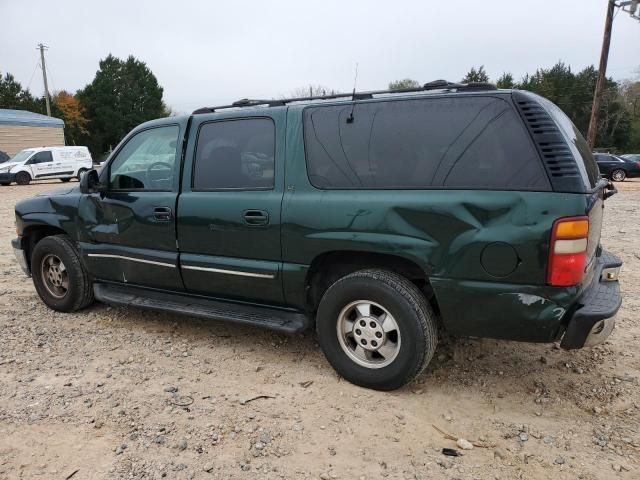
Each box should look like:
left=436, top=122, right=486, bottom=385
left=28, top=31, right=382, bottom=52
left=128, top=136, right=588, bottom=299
left=0, top=180, right=638, bottom=480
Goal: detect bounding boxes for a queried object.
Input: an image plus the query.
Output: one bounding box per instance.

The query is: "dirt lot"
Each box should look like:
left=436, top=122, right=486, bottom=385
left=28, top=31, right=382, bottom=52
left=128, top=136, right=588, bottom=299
left=0, top=180, right=638, bottom=480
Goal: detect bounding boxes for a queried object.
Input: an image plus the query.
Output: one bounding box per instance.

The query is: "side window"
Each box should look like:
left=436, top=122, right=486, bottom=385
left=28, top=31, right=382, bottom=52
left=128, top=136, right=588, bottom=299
left=303, top=97, right=549, bottom=190
left=28, top=151, right=53, bottom=164
left=109, top=125, right=179, bottom=191
left=193, top=118, right=275, bottom=190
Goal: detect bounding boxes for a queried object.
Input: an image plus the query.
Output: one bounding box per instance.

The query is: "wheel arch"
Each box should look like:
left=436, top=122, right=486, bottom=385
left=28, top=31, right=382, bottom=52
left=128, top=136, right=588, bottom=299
left=21, top=223, right=69, bottom=271
left=304, top=250, right=438, bottom=313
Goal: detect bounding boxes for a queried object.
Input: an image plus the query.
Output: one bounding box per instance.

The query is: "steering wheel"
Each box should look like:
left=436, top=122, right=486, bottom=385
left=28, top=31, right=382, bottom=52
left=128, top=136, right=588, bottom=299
left=146, top=162, right=173, bottom=188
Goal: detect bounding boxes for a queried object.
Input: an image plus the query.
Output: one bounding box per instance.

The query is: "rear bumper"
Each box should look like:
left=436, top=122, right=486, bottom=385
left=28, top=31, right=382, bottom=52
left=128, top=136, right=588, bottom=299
left=11, top=237, right=30, bottom=276
left=560, top=250, right=622, bottom=349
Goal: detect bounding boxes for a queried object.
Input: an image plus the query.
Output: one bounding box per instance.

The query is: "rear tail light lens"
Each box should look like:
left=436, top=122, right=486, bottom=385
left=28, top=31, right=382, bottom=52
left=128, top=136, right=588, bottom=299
left=547, top=217, right=589, bottom=287
left=636, top=161, right=640, bottom=168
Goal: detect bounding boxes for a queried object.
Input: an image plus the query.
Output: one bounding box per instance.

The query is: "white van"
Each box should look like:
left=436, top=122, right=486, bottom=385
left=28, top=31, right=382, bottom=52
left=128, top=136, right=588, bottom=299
left=0, top=147, right=93, bottom=185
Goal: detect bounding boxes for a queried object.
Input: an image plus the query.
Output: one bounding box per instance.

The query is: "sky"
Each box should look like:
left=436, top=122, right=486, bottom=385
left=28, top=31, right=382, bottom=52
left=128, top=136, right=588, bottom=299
left=1, top=0, right=638, bottom=114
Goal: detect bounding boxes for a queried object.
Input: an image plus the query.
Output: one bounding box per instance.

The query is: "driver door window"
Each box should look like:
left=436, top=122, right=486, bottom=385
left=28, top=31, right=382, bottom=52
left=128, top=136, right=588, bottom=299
left=28, top=151, right=53, bottom=164
left=109, top=125, right=179, bottom=191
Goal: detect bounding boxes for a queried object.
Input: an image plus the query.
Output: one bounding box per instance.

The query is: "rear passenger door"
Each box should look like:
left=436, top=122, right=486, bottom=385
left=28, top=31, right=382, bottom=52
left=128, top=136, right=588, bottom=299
left=178, top=110, right=285, bottom=305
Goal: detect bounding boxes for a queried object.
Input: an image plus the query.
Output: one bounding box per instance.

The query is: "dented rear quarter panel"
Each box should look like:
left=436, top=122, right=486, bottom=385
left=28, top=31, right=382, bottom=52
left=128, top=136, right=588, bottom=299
left=282, top=105, right=590, bottom=341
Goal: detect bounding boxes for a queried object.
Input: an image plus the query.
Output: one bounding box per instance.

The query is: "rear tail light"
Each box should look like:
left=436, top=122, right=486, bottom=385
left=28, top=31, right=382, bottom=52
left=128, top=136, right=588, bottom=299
left=547, top=216, right=589, bottom=287
left=635, top=161, right=640, bottom=168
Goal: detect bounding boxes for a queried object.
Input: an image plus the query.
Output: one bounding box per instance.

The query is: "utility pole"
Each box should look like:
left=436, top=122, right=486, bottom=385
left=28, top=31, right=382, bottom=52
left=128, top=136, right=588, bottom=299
left=587, top=0, right=615, bottom=149
left=37, top=43, right=51, bottom=117
left=587, top=0, right=639, bottom=149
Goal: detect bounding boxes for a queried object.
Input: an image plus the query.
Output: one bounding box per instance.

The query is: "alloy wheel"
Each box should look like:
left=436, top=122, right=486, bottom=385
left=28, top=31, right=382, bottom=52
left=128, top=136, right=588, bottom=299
left=336, top=300, right=401, bottom=369
left=40, top=254, right=69, bottom=298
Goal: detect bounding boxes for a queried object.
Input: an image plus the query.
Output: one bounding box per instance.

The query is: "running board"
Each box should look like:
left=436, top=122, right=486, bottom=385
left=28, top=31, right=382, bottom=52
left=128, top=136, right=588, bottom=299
left=93, top=283, right=310, bottom=333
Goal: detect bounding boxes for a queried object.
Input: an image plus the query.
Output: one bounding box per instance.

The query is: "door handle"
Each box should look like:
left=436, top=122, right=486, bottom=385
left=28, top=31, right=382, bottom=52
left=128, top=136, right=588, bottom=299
left=243, top=209, right=269, bottom=226
left=153, top=206, right=172, bottom=222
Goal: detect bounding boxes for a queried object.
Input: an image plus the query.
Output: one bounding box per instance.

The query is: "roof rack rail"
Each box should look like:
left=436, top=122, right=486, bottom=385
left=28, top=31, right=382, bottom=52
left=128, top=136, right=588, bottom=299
left=192, top=80, right=498, bottom=114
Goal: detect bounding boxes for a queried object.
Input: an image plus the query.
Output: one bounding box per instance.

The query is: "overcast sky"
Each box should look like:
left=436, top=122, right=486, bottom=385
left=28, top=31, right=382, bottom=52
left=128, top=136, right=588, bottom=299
left=1, top=0, right=638, bottom=114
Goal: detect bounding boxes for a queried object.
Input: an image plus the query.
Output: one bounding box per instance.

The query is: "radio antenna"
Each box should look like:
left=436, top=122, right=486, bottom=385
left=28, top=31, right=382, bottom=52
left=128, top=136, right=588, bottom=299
left=347, top=62, right=359, bottom=124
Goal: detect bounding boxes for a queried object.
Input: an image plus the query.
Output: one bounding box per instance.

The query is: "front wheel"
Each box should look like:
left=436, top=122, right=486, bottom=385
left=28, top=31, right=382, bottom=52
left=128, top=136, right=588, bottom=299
left=77, top=168, right=88, bottom=181
left=611, top=169, right=626, bottom=182
left=31, top=235, right=94, bottom=312
left=316, top=269, right=437, bottom=391
left=15, top=171, right=31, bottom=185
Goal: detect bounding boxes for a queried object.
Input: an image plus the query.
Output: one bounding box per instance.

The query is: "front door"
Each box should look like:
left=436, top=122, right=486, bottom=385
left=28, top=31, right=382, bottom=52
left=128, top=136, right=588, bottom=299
left=27, top=151, right=54, bottom=179
left=177, top=111, right=285, bottom=305
left=77, top=122, right=186, bottom=290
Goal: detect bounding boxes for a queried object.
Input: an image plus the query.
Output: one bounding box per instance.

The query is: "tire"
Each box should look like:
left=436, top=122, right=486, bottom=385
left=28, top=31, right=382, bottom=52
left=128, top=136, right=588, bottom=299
left=15, top=171, right=31, bottom=185
left=316, top=269, right=437, bottom=391
left=60, top=178, right=71, bottom=182
left=611, top=169, right=626, bottom=182
left=0, top=182, right=10, bottom=186
left=77, top=168, right=88, bottom=181
left=31, top=235, right=94, bottom=312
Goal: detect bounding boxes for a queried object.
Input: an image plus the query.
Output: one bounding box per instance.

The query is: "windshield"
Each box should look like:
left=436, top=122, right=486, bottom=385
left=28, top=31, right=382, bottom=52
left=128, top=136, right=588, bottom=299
left=9, top=150, right=35, bottom=164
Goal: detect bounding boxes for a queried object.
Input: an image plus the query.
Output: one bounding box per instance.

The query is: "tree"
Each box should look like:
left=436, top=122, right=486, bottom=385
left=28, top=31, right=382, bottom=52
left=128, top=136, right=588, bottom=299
left=461, top=66, right=489, bottom=83
left=619, top=78, right=640, bottom=151
left=516, top=62, right=630, bottom=149
left=52, top=91, right=89, bottom=145
left=77, top=54, right=168, bottom=155
left=388, top=78, right=421, bottom=91
left=290, top=84, right=336, bottom=98
left=0, top=72, right=39, bottom=111
left=496, top=73, right=515, bottom=89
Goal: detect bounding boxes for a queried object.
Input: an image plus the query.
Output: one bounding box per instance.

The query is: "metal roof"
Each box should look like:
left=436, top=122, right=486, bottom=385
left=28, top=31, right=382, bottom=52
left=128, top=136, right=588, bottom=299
left=0, top=109, right=64, bottom=128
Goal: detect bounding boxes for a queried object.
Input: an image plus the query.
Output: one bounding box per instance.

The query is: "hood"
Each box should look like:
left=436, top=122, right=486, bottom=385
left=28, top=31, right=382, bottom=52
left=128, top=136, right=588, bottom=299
left=0, top=161, right=23, bottom=169
left=35, top=186, right=78, bottom=197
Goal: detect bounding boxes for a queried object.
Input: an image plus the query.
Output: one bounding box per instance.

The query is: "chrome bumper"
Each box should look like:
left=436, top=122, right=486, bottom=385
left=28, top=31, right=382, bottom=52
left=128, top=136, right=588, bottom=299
left=11, top=237, right=30, bottom=276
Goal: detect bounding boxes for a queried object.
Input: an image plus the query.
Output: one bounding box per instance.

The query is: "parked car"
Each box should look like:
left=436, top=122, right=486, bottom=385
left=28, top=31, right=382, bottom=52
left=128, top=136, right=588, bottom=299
left=594, top=152, right=640, bottom=181
left=12, top=82, right=622, bottom=390
left=0, top=146, right=92, bottom=186
left=621, top=153, right=640, bottom=162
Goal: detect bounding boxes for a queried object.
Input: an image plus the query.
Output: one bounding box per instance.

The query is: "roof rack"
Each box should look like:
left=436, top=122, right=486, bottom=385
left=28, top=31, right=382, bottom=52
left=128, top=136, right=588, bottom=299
left=192, top=79, right=498, bottom=114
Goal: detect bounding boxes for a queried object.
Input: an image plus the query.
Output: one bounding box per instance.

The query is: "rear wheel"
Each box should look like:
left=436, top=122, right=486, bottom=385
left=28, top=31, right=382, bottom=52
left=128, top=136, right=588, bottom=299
left=15, top=171, right=31, bottom=185
left=611, top=169, right=626, bottom=182
left=31, top=235, right=94, bottom=312
left=316, top=269, right=437, bottom=391
left=0, top=182, right=10, bottom=186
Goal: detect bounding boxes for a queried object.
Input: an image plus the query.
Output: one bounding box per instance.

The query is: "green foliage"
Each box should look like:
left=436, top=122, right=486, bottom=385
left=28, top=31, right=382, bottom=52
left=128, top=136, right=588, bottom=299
left=515, top=62, right=630, bottom=150
left=0, top=72, right=40, bottom=111
left=77, top=54, right=168, bottom=155
left=496, top=73, right=515, bottom=89
left=290, top=85, right=336, bottom=98
left=461, top=66, right=489, bottom=83
left=388, top=79, right=421, bottom=91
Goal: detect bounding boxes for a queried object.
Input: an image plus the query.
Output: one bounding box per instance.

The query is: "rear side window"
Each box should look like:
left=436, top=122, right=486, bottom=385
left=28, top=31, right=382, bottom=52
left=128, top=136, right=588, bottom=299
left=193, top=118, right=275, bottom=190
left=536, top=96, right=600, bottom=189
left=303, top=96, right=549, bottom=190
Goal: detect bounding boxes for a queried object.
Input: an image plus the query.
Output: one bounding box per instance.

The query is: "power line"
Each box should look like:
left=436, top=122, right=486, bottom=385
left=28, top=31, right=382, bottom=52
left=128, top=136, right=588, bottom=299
left=25, top=60, right=40, bottom=93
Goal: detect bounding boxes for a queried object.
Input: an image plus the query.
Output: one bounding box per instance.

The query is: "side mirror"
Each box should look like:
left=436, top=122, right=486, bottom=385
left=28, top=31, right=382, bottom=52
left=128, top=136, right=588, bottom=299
left=79, top=169, right=105, bottom=194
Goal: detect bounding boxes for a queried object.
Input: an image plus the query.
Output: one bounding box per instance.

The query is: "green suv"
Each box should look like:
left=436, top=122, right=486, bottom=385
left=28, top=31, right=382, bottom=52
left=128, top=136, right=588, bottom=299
left=12, top=81, right=622, bottom=390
